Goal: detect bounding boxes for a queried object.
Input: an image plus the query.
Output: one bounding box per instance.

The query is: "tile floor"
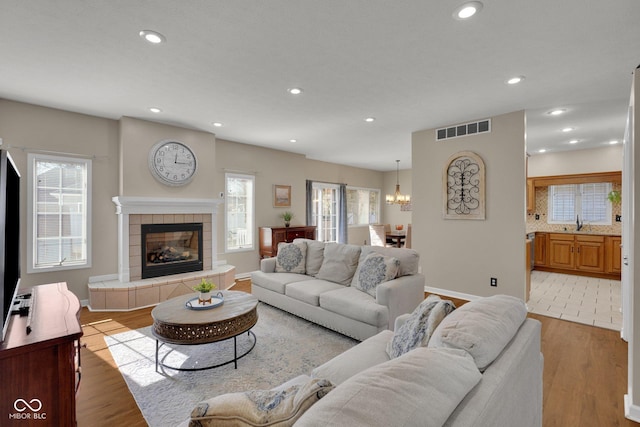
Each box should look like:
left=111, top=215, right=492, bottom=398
left=527, top=270, right=622, bottom=331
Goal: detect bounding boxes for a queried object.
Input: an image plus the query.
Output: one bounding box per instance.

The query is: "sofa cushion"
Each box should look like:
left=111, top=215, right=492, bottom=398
left=359, top=246, right=420, bottom=277
left=275, top=241, right=307, bottom=274
left=293, top=238, right=325, bottom=277
left=386, top=295, right=455, bottom=359
left=296, top=347, right=482, bottom=427
left=312, top=330, right=393, bottom=385
left=351, top=252, right=399, bottom=297
left=315, top=243, right=361, bottom=285
left=285, top=280, right=345, bottom=306
left=189, top=376, right=334, bottom=427
left=428, top=294, right=527, bottom=371
left=319, top=287, right=388, bottom=327
left=251, top=271, right=315, bottom=295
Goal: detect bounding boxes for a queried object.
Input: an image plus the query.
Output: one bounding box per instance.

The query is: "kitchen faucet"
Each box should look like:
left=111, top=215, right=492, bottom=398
left=576, top=215, right=583, bottom=231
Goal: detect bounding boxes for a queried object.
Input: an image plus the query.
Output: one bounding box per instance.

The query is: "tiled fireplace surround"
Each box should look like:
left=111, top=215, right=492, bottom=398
left=88, top=196, right=235, bottom=311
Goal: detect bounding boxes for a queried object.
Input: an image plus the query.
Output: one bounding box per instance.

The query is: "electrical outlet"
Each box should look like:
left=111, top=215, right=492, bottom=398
left=534, top=214, right=540, bottom=220
left=616, top=215, right=622, bottom=222
left=490, top=277, right=497, bottom=287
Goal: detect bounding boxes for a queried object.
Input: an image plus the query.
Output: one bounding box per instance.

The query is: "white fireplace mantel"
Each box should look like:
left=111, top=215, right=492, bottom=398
left=112, top=196, right=224, bottom=282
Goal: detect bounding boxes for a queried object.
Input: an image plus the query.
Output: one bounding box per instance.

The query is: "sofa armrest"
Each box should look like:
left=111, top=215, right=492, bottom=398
left=376, top=274, right=424, bottom=330
left=260, top=257, right=277, bottom=273
left=394, top=313, right=411, bottom=331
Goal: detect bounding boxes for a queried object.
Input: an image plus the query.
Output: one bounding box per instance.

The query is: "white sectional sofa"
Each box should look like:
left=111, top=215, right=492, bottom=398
left=251, top=239, right=425, bottom=341
left=187, top=295, right=543, bottom=427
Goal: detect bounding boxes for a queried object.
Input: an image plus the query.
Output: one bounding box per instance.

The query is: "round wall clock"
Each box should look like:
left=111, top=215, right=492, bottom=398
left=148, top=140, right=198, bottom=186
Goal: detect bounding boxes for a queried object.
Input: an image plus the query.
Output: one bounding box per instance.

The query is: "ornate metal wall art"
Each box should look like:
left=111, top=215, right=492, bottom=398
left=442, top=151, right=485, bottom=220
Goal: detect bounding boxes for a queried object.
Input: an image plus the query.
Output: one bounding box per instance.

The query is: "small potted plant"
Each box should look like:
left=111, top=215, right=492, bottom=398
left=194, top=278, right=216, bottom=304
left=607, top=190, right=621, bottom=205
left=281, top=211, right=294, bottom=227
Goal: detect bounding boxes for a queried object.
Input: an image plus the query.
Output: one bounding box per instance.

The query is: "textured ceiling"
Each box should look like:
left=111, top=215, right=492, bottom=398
left=0, top=1, right=638, bottom=170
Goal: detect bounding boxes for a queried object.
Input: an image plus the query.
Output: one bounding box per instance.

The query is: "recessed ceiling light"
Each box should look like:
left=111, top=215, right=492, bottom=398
left=506, top=76, right=525, bottom=85
left=562, top=127, right=574, bottom=132
left=212, top=122, right=223, bottom=127
left=569, top=139, right=579, bottom=144
left=610, top=140, right=619, bottom=145
left=548, top=109, right=566, bottom=116
left=289, top=139, right=297, bottom=143
left=149, top=107, right=162, bottom=113
left=364, top=117, right=376, bottom=123
left=139, top=30, right=166, bottom=44
left=538, top=149, right=547, bottom=153
left=287, top=88, right=303, bottom=95
left=453, top=1, right=483, bottom=20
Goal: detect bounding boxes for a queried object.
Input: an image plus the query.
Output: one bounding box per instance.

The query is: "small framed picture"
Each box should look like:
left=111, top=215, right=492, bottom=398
left=274, top=185, right=291, bottom=207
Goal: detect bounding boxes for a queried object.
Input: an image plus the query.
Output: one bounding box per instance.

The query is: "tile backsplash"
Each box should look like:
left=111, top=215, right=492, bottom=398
left=526, top=183, right=622, bottom=235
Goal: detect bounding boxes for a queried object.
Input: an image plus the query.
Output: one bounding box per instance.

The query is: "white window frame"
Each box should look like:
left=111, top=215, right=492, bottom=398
left=346, top=186, right=381, bottom=227
left=225, top=173, right=255, bottom=253
left=547, top=182, right=612, bottom=225
left=27, top=153, right=92, bottom=273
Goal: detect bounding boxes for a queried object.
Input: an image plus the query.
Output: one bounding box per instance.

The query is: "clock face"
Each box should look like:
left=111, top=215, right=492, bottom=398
left=148, top=140, right=197, bottom=186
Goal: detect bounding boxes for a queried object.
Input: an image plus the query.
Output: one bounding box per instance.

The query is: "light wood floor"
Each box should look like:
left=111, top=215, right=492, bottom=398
left=76, top=281, right=637, bottom=427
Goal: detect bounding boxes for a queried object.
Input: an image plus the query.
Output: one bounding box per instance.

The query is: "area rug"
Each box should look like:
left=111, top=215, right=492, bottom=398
left=105, top=303, right=358, bottom=426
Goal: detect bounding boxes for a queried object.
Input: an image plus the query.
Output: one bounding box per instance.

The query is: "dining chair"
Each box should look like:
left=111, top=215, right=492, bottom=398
left=369, top=224, right=389, bottom=247
left=404, top=223, right=412, bottom=249
left=384, top=223, right=394, bottom=245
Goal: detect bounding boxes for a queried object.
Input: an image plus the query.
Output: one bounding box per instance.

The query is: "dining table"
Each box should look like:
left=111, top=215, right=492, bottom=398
left=385, top=231, right=406, bottom=248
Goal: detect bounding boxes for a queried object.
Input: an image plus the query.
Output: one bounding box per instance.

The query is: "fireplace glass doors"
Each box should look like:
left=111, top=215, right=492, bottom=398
left=141, top=223, right=203, bottom=279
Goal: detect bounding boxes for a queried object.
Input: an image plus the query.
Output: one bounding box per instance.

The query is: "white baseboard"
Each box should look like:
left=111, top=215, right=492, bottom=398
left=423, top=286, right=481, bottom=302
left=235, top=271, right=253, bottom=280
left=625, top=394, right=640, bottom=422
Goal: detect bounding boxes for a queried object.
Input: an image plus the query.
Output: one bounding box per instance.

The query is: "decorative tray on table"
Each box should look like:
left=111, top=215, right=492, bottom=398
left=185, top=292, right=224, bottom=310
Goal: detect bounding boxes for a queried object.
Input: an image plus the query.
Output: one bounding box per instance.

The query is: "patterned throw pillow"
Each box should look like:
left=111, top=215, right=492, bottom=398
left=189, top=377, right=334, bottom=427
left=275, top=241, right=307, bottom=274
left=386, top=295, right=456, bottom=359
left=352, top=252, right=400, bottom=297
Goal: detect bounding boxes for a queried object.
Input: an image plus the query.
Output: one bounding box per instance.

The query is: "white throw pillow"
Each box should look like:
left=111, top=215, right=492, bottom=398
left=352, top=252, right=400, bottom=297
left=189, top=377, right=334, bottom=427
left=386, top=294, right=455, bottom=358
left=428, top=294, right=527, bottom=371
left=275, top=241, right=307, bottom=274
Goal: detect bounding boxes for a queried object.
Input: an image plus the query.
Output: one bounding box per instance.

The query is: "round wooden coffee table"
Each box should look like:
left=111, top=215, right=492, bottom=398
left=151, top=290, right=258, bottom=371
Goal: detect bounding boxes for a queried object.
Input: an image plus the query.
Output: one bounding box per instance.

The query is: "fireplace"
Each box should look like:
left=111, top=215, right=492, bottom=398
left=141, top=222, right=203, bottom=279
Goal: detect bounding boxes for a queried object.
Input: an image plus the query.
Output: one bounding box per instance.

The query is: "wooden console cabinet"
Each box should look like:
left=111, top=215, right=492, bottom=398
left=259, top=226, right=317, bottom=258
left=0, top=282, right=82, bottom=426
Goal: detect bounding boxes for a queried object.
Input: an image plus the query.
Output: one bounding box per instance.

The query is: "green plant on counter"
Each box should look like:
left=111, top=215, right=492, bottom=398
left=607, top=190, right=621, bottom=204
left=194, top=278, right=216, bottom=293
left=281, top=211, right=294, bottom=222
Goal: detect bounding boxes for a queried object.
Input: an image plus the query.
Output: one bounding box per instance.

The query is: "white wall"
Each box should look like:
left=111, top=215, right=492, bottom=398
left=528, top=145, right=622, bottom=177
left=412, top=110, right=526, bottom=299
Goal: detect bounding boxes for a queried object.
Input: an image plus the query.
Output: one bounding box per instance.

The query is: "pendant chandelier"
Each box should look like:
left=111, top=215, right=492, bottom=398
left=386, top=160, right=411, bottom=205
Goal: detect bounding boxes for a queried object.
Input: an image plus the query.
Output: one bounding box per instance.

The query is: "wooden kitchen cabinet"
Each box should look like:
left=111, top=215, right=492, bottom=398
left=537, top=232, right=617, bottom=279
left=534, top=232, right=548, bottom=267
left=526, top=178, right=535, bottom=213
left=548, top=233, right=575, bottom=269
left=606, top=236, right=622, bottom=274
left=259, top=226, right=317, bottom=258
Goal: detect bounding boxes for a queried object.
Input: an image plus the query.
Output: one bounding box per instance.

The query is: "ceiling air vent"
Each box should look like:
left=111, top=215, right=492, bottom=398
left=436, top=119, right=491, bottom=141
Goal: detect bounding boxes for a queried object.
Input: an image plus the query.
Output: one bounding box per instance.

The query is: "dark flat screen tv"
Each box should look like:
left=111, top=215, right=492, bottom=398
left=0, top=149, right=21, bottom=342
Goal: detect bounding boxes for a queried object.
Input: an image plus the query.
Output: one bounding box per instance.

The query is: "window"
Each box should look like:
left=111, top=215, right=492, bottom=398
left=310, top=182, right=341, bottom=242
left=346, top=187, right=380, bottom=226
left=548, top=182, right=612, bottom=224
left=27, top=153, right=91, bottom=272
left=225, top=173, right=254, bottom=252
